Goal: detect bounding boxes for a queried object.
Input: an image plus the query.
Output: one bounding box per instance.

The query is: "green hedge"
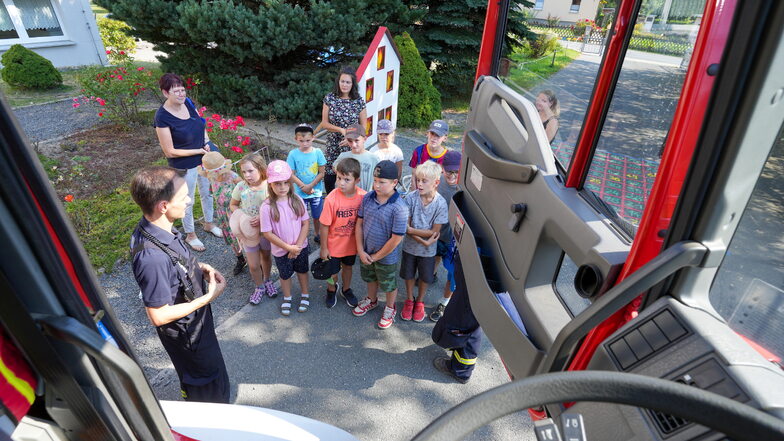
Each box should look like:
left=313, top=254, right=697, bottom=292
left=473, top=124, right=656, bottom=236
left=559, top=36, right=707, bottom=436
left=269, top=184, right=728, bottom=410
left=394, top=32, right=441, bottom=128
left=97, top=16, right=136, bottom=63
left=1, top=44, right=62, bottom=89
left=628, top=35, right=689, bottom=56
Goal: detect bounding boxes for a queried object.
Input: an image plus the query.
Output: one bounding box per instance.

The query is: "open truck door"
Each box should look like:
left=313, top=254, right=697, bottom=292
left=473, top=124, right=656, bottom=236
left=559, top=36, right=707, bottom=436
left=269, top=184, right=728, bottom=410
left=441, top=0, right=784, bottom=439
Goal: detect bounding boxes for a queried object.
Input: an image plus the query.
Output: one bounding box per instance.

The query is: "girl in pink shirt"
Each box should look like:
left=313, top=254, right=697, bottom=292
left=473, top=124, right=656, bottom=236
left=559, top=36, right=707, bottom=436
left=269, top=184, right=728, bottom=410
left=261, top=161, right=311, bottom=316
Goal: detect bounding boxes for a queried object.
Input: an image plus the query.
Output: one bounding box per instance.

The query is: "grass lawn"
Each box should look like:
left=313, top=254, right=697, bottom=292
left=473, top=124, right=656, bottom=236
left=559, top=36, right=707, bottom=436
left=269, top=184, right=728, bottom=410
left=442, top=95, right=471, bottom=113
left=505, top=47, right=581, bottom=92
left=65, top=188, right=144, bottom=271
left=90, top=2, right=110, bottom=17
left=41, top=117, right=162, bottom=272
left=0, top=70, right=80, bottom=108
left=61, top=157, right=209, bottom=273
left=1, top=61, right=162, bottom=108
left=435, top=46, right=580, bottom=113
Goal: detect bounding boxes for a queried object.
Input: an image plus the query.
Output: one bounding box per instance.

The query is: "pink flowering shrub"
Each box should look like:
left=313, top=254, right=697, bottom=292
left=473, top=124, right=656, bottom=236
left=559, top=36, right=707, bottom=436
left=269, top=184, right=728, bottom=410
left=75, top=59, right=161, bottom=127
left=198, top=108, right=259, bottom=158
left=572, top=18, right=596, bottom=36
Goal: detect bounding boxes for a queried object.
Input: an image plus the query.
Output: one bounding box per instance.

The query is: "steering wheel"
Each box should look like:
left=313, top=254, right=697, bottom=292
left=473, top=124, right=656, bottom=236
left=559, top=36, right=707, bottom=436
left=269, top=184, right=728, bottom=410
left=410, top=371, right=784, bottom=441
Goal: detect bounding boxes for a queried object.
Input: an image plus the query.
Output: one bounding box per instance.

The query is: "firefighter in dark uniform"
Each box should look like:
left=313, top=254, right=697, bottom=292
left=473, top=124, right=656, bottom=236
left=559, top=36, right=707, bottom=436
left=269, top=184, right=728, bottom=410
left=431, top=248, right=483, bottom=384
left=130, top=166, right=230, bottom=403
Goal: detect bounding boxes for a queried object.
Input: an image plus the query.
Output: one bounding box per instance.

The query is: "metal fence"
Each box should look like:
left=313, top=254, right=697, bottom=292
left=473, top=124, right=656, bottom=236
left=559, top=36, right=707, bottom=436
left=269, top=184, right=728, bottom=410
left=530, top=25, right=689, bottom=57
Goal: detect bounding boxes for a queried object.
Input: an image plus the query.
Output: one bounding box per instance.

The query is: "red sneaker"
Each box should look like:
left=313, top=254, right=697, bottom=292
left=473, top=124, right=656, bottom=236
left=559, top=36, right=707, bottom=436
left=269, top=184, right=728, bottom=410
left=413, top=301, right=426, bottom=322
left=378, top=306, right=396, bottom=329
left=401, top=299, right=414, bottom=321
left=352, top=297, right=378, bottom=317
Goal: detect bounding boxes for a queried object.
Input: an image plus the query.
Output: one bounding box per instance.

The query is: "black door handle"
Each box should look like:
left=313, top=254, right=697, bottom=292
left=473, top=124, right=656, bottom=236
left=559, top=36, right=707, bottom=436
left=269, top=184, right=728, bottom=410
left=508, top=203, right=527, bottom=232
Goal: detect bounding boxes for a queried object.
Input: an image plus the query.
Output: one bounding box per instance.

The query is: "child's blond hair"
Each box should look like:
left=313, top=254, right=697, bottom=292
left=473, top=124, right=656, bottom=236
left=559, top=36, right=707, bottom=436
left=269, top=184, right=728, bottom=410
left=238, top=152, right=268, bottom=183
left=414, top=160, right=443, bottom=181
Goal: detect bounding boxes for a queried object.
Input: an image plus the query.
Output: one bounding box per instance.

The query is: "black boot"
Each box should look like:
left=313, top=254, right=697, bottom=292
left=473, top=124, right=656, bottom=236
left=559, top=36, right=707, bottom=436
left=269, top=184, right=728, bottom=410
left=233, top=254, right=247, bottom=276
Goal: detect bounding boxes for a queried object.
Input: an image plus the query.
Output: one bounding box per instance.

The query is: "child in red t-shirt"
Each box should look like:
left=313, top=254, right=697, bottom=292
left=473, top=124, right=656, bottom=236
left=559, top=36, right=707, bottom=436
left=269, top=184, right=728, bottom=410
left=319, top=158, right=367, bottom=309
left=408, top=119, right=449, bottom=190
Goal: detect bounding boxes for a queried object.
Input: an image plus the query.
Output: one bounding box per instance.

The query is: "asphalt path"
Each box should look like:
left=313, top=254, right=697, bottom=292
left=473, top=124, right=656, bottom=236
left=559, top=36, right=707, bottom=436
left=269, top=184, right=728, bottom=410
left=97, top=123, right=536, bottom=440
left=120, top=238, right=535, bottom=441
left=518, top=52, right=686, bottom=161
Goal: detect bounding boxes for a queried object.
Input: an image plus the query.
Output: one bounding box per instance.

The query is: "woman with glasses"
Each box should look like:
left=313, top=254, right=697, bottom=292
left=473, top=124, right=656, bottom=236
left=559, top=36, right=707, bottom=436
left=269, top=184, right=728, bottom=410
left=154, top=73, right=221, bottom=251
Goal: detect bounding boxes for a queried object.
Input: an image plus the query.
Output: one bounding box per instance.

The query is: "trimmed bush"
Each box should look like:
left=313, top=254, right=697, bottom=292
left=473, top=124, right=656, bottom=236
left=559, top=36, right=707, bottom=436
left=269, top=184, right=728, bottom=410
left=525, top=33, right=559, bottom=58
left=97, top=17, right=136, bottom=64
left=1, top=44, right=62, bottom=89
left=394, top=32, right=441, bottom=128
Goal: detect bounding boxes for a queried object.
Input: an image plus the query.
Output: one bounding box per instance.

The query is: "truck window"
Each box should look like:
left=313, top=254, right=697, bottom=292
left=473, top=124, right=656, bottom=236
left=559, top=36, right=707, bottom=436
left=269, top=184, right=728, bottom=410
left=709, top=125, right=784, bottom=360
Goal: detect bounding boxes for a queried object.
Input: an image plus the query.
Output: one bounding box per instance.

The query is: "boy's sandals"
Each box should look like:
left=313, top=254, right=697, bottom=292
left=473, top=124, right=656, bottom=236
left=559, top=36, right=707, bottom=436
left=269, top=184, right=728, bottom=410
left=281, top=297, right=292, bottom=316
left=186, top=236, right=206, bottom=252
left=298, top=295, right=310, bottom=313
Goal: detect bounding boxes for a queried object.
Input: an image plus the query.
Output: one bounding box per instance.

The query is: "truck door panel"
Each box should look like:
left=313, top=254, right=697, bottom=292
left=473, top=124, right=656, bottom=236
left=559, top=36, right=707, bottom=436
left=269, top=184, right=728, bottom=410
left=452, top=77, right=630, bottom=379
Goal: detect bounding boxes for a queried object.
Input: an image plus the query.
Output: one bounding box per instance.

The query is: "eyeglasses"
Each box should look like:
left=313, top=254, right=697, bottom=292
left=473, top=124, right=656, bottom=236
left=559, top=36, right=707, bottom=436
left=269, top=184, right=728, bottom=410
left=445, top=171, right=459, bottom=176
left=169, top=88, right=187, bottom=95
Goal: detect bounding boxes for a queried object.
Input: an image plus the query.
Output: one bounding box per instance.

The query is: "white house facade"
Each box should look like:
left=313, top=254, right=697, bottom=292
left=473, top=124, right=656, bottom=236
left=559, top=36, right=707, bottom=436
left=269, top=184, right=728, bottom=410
left=356, top=26, right=401, bottom=148
left=527, top=0, right=602, bottom=25
left=0, top=0, right=107, bottom=68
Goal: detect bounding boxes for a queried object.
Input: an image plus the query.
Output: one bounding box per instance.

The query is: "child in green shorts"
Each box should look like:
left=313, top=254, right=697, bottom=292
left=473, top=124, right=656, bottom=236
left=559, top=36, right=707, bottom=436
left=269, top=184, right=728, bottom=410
left=352, top=160, right=409, bottom=329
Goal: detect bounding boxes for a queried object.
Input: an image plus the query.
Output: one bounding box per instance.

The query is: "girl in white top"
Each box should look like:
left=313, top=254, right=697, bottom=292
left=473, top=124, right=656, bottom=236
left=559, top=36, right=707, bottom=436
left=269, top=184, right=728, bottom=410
left=369, top=119, right=404, bottom=180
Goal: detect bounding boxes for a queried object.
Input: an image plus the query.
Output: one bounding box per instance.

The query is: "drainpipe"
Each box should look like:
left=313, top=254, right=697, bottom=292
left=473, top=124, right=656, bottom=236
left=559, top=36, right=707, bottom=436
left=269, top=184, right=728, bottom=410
left=78, top=0, right=107, bottom=66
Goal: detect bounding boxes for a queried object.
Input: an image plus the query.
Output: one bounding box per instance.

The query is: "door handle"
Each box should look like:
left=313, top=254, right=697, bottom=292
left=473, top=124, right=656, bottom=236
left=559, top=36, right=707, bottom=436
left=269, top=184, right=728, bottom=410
left=508, top=203, right=527, bottom=232
left=465, top=130, right=538, bottom=183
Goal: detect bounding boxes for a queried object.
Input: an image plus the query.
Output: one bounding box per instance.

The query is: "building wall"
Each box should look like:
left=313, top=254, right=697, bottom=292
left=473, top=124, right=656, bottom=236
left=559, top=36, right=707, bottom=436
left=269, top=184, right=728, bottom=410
left=528, top=0, right=601, bottom=25
left=357, top=33, right=400, bottom=148
left=0, top=0, right=107, bottom=68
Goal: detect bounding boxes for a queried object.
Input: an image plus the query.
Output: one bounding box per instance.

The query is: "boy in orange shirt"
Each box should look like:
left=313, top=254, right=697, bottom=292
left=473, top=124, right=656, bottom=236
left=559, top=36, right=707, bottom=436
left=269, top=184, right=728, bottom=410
left=319, top=158, right=366, bottom=308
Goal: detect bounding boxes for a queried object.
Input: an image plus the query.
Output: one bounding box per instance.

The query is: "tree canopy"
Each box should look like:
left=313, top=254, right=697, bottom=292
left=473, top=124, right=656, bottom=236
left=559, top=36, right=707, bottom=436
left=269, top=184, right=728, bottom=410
left=404, top=0, right=533, bottom=101
left=96, top=0, right=531, bottom=118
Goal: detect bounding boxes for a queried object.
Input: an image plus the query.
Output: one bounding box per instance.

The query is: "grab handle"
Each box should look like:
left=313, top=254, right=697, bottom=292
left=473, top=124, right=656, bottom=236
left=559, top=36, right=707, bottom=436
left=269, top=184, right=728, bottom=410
left=464, top=130, right=538, bottom=184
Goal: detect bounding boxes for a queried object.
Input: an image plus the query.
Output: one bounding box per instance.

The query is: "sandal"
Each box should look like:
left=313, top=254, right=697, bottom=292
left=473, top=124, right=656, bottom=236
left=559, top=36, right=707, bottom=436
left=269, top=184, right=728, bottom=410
left=186, top=237, right=205, bottom=252
left=281, top=297, right=292, bottom=316
left=205, top=225, right=224, bottom=238
left=298, top=295, right=310, bottom=313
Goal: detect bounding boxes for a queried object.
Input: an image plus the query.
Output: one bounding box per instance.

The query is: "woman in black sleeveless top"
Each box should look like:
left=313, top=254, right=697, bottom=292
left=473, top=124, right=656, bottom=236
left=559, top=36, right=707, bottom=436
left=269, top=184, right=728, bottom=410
left=536, top=89, right=560, bottom=143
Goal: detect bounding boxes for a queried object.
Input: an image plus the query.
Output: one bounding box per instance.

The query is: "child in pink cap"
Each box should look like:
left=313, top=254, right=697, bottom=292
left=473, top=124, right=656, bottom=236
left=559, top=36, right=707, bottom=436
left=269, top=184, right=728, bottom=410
left=260, top=160, right=311, bottom=316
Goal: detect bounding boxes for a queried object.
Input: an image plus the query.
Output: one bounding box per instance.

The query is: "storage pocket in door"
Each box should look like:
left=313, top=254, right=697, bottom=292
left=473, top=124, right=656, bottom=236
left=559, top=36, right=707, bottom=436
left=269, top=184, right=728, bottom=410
left=451, top=191, right=545, bottom=379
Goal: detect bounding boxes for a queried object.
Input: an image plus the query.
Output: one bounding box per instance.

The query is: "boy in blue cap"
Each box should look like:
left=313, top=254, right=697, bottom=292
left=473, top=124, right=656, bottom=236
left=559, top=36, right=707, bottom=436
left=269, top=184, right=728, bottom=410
left=353, top=160, right=409, bottom=329
left=408, top=119, right=449, bottom=190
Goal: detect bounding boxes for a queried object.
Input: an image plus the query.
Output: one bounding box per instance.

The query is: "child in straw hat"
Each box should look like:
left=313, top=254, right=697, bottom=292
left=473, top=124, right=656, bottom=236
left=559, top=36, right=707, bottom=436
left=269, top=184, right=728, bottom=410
left=197, top=151, right=245, bottom=275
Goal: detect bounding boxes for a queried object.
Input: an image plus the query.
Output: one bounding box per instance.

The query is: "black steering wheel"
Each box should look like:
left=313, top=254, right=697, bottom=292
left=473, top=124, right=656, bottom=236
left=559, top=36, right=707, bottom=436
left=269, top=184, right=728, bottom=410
left=411, top=371, right=784, bottom=441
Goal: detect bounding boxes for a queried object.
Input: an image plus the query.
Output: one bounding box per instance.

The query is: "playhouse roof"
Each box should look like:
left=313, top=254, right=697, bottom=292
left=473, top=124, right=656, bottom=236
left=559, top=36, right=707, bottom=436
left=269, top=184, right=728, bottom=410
left=356, top=26, right=402, bottom=78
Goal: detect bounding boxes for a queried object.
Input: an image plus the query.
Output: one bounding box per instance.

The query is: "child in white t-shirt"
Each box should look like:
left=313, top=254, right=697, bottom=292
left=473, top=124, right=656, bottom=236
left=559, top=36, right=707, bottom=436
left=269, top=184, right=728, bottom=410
left=369, top=119, right=403, bottom=180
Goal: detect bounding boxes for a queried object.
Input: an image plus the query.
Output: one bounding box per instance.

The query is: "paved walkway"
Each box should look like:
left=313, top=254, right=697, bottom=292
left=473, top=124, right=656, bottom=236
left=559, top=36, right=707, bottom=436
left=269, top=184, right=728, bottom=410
left=101, top=231, right=534, bottom=441
left=513, top=51, right=685, bottom=160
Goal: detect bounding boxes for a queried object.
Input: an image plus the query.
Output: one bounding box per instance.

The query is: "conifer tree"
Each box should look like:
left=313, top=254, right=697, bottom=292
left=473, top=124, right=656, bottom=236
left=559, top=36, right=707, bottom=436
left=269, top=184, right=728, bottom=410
left=96, top=0, right=413, bottom=121
left=394, top=32, right=441, bottom=128
left=405, top=0, right=533, bottom=101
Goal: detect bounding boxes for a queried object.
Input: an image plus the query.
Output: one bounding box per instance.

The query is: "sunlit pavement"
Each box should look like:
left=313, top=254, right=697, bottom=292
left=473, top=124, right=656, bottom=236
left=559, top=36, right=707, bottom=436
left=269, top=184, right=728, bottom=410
left=149, top=252, right=536, bottom=441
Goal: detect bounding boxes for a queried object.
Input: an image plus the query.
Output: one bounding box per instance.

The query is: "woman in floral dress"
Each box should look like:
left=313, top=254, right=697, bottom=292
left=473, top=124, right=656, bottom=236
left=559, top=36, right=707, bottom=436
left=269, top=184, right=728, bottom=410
left=317, top=66, right=367, bottom=194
